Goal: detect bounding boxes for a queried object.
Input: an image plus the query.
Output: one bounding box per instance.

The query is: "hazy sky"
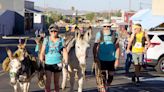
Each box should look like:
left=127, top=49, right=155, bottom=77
left=28, top=0, right=152, bottom=11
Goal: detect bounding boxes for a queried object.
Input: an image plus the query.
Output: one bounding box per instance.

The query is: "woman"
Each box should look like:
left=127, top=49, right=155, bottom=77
left=40, top=24, right=68, bottom=92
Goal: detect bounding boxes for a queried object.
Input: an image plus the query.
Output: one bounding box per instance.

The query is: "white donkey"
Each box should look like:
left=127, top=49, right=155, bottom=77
left=62, top=28, right=92, bottom=92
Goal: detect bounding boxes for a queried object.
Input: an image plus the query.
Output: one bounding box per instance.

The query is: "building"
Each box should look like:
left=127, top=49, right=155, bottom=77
left=152, top=0, right=164, bottom=16
left=0, top=0, right=24, bottom=36
left=25, top=1, right=44, bottom=33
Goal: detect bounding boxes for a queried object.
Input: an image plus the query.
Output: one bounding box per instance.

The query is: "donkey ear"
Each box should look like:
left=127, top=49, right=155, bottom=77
left=23, top=38, right=28, bottom=47
left=84, top=28, right=92, bottom=42
left=75, top=29, right=81, bottom=40
left=6, top=48, right=13, bottom=60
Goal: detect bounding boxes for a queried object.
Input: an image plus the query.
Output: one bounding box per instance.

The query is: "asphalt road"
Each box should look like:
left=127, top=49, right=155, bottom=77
left=0, top=28, right=164, bottom=92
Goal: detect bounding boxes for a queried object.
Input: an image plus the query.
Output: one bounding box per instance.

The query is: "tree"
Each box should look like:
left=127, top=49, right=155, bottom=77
left=44, top=11, right=61, bottom=28
left=86, top=12, right=95, bottom=21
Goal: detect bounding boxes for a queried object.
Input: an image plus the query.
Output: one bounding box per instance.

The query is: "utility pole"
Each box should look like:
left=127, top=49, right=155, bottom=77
left=139, top=0, right=142, bottom=10
left=129, top=0, right=131, bottom=11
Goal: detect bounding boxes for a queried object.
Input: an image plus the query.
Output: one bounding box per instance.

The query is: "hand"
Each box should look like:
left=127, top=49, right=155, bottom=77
left=115, top=59, right=119, bottom=69
left=35, top=38, right=39, bottom=44
left=143, top=48, right=147, bottom=54
left=126, top=49, right=130, bottom=53
left=39, top=56, right=45, bottom=63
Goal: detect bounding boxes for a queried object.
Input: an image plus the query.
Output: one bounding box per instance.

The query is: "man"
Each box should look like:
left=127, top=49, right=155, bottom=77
left=93, top=21, right=119, bottom=91
left=127, top=24, right=150, bottom=84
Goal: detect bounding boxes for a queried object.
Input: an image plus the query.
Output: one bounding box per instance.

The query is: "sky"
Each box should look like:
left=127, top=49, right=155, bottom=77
left=28, top=0, right=152, bottom=12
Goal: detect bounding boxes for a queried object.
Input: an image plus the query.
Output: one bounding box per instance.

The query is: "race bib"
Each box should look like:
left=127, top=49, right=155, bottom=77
left=134, top=42, right=142, bottom=48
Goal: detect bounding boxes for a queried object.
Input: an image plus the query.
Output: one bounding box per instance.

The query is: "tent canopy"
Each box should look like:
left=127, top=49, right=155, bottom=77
left=130, top=9, right=164, bottom=30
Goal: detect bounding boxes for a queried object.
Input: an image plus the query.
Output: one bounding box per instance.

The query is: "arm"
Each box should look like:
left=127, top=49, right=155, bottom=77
left=127, top=33, right=135, bottom=52
left=39, top=44, right=46, bottom=62
left=63, top=47, right=68, bottom=64
left=93, top=43, right=99, bottom=58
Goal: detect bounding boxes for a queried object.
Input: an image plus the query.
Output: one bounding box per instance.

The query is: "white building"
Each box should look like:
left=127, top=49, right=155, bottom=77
left=25, top=1, right=44, bottom=32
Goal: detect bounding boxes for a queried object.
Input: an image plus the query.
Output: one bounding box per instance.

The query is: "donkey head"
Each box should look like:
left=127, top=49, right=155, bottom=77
left=6, top=48, right=21, bottom=85
left=7, top=39, right=28, bottom=85
left=75, top=27, right=92, bottom=65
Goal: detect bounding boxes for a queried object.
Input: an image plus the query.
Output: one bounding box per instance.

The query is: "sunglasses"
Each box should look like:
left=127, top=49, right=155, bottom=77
left=50, top=30, right=58, bottom=33
left=103, top=26, right=110, bottom=28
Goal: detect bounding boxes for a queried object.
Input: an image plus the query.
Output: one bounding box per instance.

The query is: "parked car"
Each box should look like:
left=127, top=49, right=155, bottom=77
left=145, top=31, right=164, bottom=73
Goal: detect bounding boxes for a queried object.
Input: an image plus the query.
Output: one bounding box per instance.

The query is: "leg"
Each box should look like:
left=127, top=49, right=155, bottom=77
left=77, top=70, right=84, bottom=92
left=22, top=82, right=29, bottom=92
left=125, top=53, right=131, bottom=73
left=134, top=65, right=141, bottom=82
left=107, top=71, right=114, bottom=86
left=61, top=67, right=68, bottom=90
left=69, top=71, right=75, bottom=92
left=53, top=72, right=61, bottom=92
left=13, top=83, right=18, bottom=92
left=45, top=71, right=52, bottom=92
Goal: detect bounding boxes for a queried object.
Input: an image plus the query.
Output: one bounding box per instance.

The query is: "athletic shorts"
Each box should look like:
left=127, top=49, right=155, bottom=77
left=132, top=53, right=144, bottom=65
left=99, top=60, right=115, bottom=71
left=45, top=63, right=62, bottom=72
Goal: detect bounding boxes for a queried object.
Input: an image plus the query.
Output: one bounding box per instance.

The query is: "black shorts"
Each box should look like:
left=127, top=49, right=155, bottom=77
left=100, top=60, right=115, bottom=71
left=45, top=64, right=62, bottom=72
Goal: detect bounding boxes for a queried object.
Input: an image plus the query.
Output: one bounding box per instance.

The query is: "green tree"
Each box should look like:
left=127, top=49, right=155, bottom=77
left=86, top=12, right=95, bottom=21
left=44, top=11, right=61, bottom=28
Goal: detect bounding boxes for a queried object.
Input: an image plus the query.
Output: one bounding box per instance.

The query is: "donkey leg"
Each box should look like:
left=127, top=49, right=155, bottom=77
left=26, top=82, right=30, bottom=92
left=13, top=83, right=18, bottom=92
left=69, top=71, right=75, bottom=92
left=61, top=67, right=67, bottom=90
left=77, top=71, right=84, bottom=92
left=22, top=82, right=28, bottom=92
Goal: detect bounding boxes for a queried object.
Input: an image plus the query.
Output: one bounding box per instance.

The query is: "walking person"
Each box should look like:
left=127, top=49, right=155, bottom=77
left=127, top=24, right=150, bottom=84
left=125, top=32, right=132, bottom=74
left=40, top=24, right=68, bottom=92
left=93, top=21, right=119, bottom=91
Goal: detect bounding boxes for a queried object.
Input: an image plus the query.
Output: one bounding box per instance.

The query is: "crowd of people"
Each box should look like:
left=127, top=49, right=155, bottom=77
left=33, top=21, right=150, bottom=92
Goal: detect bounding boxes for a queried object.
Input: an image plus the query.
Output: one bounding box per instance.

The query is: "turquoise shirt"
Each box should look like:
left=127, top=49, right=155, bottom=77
left=43, top=37, right=65, bottom=65
left=95, top=31, right=116, bottom=61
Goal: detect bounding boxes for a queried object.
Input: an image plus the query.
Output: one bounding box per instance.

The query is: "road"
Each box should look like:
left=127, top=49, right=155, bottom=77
left=0, top=28, right=164, bottom=92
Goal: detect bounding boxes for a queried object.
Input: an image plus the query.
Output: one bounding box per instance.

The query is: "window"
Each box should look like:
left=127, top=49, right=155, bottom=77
left=148, top=35, right=154, bottom=40
left=158, top=35, right=164, bottom=41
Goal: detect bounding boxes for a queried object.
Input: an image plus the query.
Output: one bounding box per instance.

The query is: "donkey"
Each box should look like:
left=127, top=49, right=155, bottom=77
left=62, top=28, right=92, bottom=92
left=6, top=40, right=39, bottom=92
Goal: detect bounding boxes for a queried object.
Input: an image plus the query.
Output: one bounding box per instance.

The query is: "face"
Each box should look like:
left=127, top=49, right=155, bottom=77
left=74, top=27, right=92, bottom=65
left=50, top=30, right=58, bottom=38
left=134, top=27, right=141, bottom=33
left=9, top=58, right=21, bottom=85
left=75, top=39, right=90, bottom=65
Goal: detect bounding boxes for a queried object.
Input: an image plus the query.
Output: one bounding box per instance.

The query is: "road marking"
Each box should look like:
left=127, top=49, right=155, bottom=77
left=124, top=76, right=164, bottom=82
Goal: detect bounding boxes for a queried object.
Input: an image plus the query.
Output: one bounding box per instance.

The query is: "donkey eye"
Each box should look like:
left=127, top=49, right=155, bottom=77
left=77, top=46, right=80, bottom=49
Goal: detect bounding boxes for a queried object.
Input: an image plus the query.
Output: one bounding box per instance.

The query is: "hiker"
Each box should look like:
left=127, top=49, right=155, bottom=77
left=127, top=23, right=150, bottom=84
left=93, top=20, right=119, bottom=91
left=39, top=24, right=68, bottom=92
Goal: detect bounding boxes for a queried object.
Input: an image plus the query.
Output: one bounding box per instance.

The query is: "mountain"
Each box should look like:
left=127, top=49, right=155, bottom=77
left=35, top=6, right=91, bottom=15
